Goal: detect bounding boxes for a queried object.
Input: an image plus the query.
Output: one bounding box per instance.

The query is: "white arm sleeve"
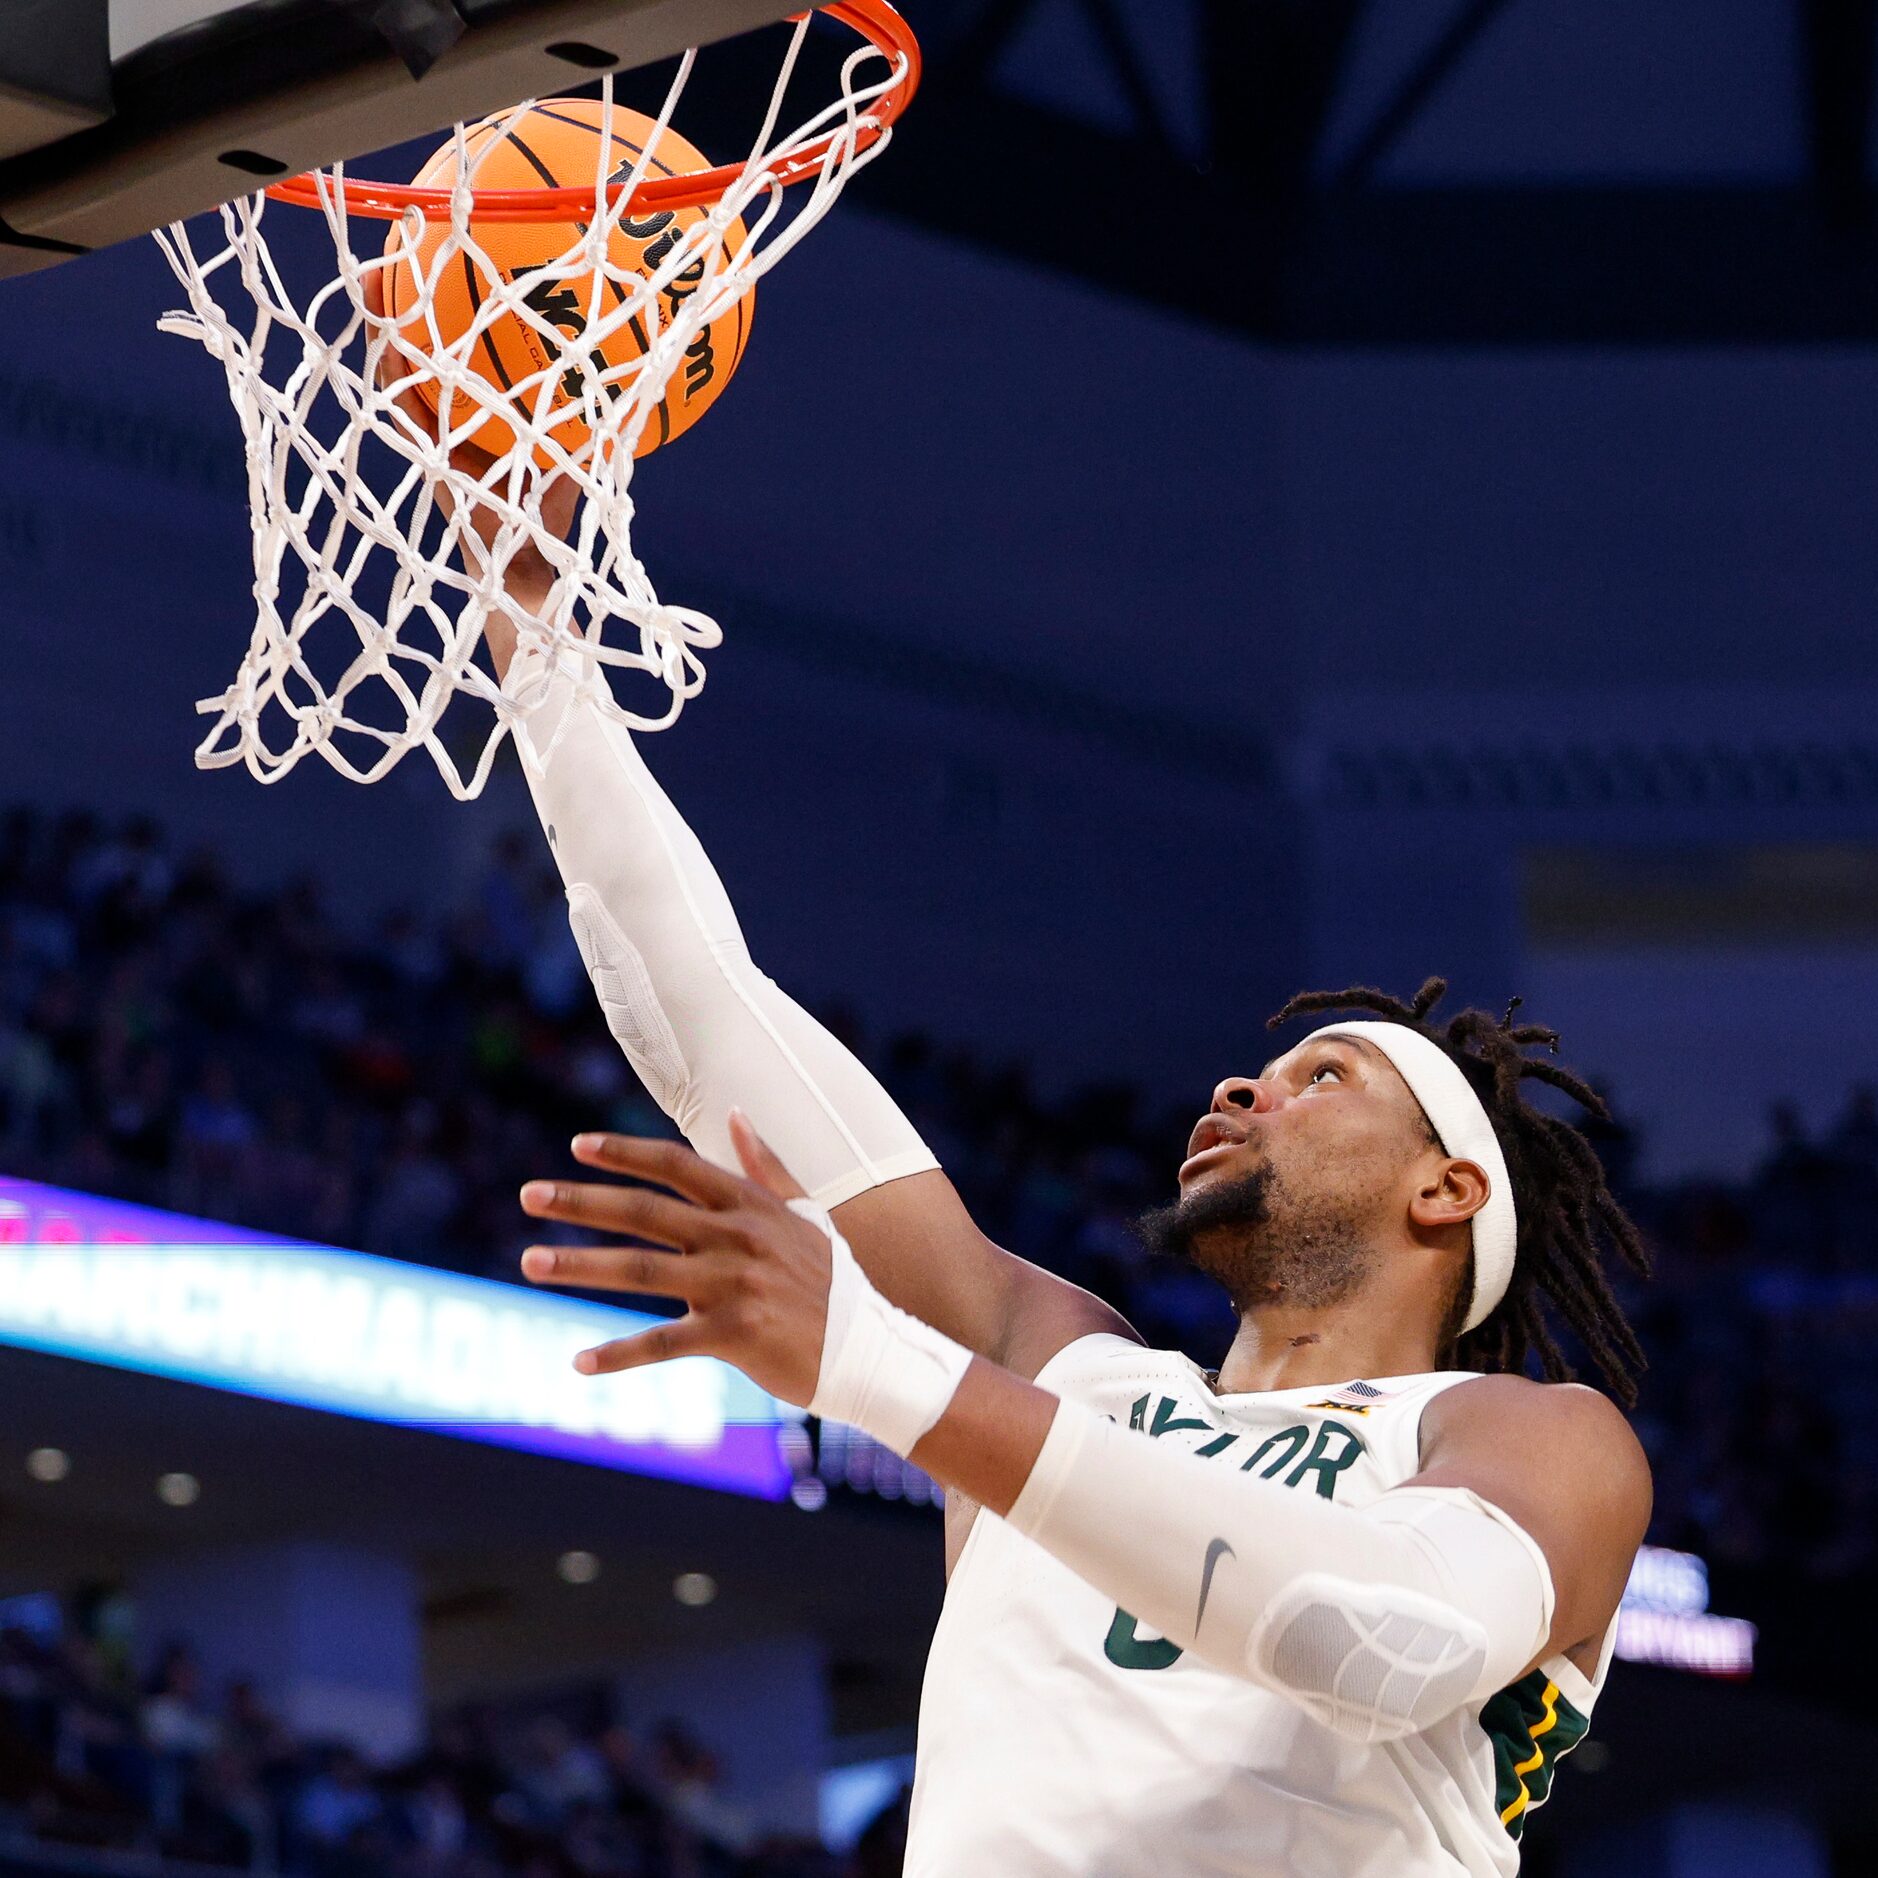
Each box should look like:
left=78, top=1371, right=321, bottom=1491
left=508, top=656, right=938, bottom=1208
left=1007, top=1400, right=1555, bottom=1743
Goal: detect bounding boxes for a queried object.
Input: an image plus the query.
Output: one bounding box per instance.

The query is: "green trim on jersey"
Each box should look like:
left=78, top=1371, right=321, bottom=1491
left=1481, top=1670, right=1590, bottom=1840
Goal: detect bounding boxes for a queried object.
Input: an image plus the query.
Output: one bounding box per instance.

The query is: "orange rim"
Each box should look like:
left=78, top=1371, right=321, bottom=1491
left=263, top=0, right=917, bottom=222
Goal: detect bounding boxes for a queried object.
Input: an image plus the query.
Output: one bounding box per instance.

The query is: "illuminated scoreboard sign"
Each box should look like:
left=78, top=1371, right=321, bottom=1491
left=0, top=1175, right=791, bottom=1500
left=1615, top=1544, right=1756, bottom=1677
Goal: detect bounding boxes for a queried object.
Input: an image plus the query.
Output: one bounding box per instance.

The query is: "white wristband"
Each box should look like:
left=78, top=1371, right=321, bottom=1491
left=792, top=1199, right=974, bottom=1457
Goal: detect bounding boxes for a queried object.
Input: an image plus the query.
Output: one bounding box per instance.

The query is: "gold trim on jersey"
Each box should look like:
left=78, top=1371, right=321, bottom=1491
left=1484, top=1669, right=1589, bottom=1840
left=1499, top=1680, right=1562, bottom=1826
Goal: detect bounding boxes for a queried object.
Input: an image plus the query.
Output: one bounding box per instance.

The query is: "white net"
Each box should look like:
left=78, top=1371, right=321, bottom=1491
left=153, top=16, right=909, bottom=797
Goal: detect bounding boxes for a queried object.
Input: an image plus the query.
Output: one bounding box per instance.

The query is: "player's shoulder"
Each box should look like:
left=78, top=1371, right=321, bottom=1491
left=1030, top=1327, right=1174, bottom=1395
left=1418, top=1375, right=1655, bottom=1591
left=1422, top=1371, right=1649, bottom=1477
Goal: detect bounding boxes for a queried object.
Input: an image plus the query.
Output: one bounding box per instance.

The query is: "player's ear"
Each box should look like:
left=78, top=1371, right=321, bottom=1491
left=1408, top=1157, right=1490, bottom=1232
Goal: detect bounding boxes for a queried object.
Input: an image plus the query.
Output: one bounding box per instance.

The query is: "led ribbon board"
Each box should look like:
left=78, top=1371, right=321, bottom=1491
left=1615, top=1543, right=1756, bottom=1677
left=0, top=1174, right=791, bottom=1500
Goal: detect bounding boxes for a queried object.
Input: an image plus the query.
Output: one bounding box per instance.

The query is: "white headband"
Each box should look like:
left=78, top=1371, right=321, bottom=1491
left=1300, top=1021, right=1517, bottom=1333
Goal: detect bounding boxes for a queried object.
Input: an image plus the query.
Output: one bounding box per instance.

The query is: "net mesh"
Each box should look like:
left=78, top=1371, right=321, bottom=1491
left=153, top=20, right=908, bottom=797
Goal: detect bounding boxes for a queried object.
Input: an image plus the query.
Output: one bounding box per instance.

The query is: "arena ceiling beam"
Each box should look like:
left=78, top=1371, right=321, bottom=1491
left=18, top=1, right=1865, bottom=343
left=850, top=103, right=1878, bottom=344
left=759, top=0, right=1877, bottom=345
left=1328, top=0, right=1511, bottom=190
left=1800, top=0, right=1877, bottom=229
left=1214, top=0, right=1367, bottom=199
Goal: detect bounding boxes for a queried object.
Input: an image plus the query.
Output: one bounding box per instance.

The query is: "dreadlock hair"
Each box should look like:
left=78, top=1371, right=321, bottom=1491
left=1266, top=976, right=1650, bottom=1409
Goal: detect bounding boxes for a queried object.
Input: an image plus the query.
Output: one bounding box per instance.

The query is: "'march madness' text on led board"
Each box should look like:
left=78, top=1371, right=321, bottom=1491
left=0, top=1175, right=792, bottom=1500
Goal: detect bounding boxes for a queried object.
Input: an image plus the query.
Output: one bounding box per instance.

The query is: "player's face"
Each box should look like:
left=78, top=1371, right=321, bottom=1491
left=1136, top=1036, right=1442, bottom=1310
left=1179, top=1034, right=1434, bottom=1204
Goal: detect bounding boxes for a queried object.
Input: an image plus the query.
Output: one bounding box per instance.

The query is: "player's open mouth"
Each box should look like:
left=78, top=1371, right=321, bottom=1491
left=1178, top=1141, right=1241, bottom=1178
left=1185, top=1115, right=1245, bottom=1161
left=1179, top=1117, right=1248, bottom=1176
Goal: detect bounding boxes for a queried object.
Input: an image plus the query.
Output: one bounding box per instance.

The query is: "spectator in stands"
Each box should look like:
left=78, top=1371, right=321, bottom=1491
left=650, top=1722, right=756, bottom=1862
left=394, top=1768, right=481, bottom=1878
left=171, top=1743, right=273, bottom=1870
left=360, top=1103, right=465, bottom=1265
left=142, top=1644, right=221, bottom=1835
left=295, top=1746, right=387, bottom=1878
left=503, top=1717, right=611, bottom=1830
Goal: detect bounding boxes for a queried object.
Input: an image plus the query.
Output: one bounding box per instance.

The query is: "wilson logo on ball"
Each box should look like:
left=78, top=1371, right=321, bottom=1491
left=382, top=99, right=755, bottom=464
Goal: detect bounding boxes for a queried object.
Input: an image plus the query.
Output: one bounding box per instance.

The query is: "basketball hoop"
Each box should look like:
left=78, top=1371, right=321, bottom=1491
left=154, top=3, right=918, bottom=798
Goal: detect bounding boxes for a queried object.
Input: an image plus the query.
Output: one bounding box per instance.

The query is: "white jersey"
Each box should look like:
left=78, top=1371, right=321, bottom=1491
left=905, top=1335, right=1613, bottom=1878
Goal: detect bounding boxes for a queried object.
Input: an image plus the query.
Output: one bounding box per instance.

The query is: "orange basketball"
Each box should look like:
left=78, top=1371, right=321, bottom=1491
left=382, top=99, right=754, bottom=461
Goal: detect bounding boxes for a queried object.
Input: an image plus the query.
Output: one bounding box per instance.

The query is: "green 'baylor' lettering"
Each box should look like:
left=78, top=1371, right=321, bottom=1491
left=1103, top=1397, right=1367, bottom=1673
left=1241, top=1423, right=1310, bottom=1479
left=1287, top=1421, right=1365, bottom=1499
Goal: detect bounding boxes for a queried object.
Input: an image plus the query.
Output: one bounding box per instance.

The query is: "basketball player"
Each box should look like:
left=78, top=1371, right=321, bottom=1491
left=427, top=426, right=1652, bottom=1874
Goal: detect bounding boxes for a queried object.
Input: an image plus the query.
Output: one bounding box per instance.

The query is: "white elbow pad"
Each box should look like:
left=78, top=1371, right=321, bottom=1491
left=565, top=883, right=691, bottom=1110
left=1250, top=1578, right=1488, bottom=1743
left=1009, top=1413, right=1556, bottom=1747
left=1246, top=1488, right=1552, bottom=1744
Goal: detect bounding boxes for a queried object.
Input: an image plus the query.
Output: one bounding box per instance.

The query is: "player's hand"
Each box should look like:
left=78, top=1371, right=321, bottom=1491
left=358, top=266, right=577, bottom=642
left=517, top=1111, right=831, bottom=1406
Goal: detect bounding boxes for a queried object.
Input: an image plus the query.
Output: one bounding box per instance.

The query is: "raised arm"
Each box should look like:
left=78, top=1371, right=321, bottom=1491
left=476, top=493, right=1132, bottom=1379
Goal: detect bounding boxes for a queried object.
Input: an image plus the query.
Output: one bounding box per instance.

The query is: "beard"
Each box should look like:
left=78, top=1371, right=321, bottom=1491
left=1135, top=1162, right=1377, bottom=1314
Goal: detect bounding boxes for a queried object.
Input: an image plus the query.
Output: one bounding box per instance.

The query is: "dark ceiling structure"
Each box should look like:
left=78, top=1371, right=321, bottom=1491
left=842, top=0, right=1878, bottom=344
left=3, top=2, right=1871, bottom=341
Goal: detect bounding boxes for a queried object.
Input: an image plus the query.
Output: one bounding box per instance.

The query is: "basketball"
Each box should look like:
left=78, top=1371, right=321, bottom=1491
left=381, top=99, right=754, bottom=462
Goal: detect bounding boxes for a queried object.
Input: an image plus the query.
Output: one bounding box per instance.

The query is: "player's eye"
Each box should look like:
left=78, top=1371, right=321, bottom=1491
left=1308, top=1061, right=1345, bottom=1086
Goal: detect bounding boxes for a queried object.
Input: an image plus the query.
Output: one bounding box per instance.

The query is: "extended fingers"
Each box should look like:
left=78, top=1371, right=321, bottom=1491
left=521, top=1242, right=734, bottom=1302
left=574, top=1316, right=712, bottom=1376
left=519, top=1175, right=722, bottom=1244
left=569, top=1133, right=753, bottom=1209
left=726, top=1109, right=809, bottom=1201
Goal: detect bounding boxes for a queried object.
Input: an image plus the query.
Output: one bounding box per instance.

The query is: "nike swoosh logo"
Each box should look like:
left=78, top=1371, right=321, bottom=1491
left=1195, top=1536, right=1236, bottom=1632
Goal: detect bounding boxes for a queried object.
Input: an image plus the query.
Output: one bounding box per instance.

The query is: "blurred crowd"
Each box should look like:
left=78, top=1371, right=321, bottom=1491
left=0, top=806, right=1250, bottom=1344
left=3, top=804, right=1877, bottom=1584
left=0, top=1623, right=902, bottom=1878
left=2, top=803, right=1878, bottom=1874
